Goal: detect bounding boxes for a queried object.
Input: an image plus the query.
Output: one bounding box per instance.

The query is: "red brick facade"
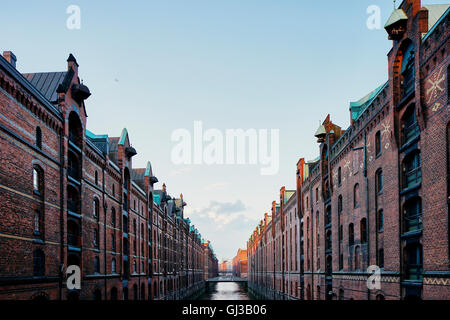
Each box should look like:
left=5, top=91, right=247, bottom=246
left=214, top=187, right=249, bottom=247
left=248, top=0, right=449, bottom=300
left=0, top=52, right=218, bottom=300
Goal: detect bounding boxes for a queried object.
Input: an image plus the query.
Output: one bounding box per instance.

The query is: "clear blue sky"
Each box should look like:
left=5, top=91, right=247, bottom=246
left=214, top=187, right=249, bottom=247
left=2, top=0, right=448, bottom=260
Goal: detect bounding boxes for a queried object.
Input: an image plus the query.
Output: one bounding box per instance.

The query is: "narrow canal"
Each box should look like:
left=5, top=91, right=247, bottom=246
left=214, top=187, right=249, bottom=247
left=199, top=282, right=255, bottom=300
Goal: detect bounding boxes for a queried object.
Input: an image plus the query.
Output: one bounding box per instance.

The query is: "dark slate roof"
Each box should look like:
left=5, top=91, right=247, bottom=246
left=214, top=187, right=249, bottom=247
left=132, top=168, right=146, bottom=190
left=22, top=72, right=67, bottom=103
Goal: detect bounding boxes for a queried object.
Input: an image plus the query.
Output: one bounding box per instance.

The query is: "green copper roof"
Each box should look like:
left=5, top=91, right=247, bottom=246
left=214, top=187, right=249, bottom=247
left=350, top=82, right=387, bottom=121
left=314, top=125, right=326, bottom=137
left=154, top=194, right=160, bottom=205
left=118, top=128, right=128, bottom=145
left=86, top=130, right=108, bottom=140
left=384, top=9, right=408, bottom=28
left=145, top=161, right=152, bottom=177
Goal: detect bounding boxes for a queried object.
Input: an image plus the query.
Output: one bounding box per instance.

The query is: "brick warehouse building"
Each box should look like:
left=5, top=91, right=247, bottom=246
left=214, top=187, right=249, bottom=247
left=0, top=52, right=218, bottom=300
left=248, top=0, right=449, bottom=300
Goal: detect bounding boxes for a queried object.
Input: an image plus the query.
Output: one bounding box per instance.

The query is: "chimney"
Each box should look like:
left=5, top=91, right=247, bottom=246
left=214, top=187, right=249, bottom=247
left=3, top=51, right=17, bottom=68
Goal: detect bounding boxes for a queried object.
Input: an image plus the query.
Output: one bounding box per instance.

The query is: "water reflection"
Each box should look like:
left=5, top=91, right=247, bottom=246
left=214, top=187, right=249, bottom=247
left=200, top=282, right=252, bottom=300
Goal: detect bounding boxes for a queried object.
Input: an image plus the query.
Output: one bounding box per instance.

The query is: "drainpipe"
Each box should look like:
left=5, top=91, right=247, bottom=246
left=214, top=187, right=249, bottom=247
left=309, top=183, right=314, bottom=300
left=353, top=132, right=370, bottom=300
left=102, top=164, right=107, bottom=299
left=59, top=129, right=65, bottom=300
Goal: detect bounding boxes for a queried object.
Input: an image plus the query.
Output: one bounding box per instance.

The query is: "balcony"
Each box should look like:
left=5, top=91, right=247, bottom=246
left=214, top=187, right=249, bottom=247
left=405, top=264, right=423, bottom=281
left=403, top=214, right=422, bottom=234
left=402, top=69, right=415, bottom=98
left=402, top=124, right=420, bottom=146
left=404, top=167, right=422, bottom=190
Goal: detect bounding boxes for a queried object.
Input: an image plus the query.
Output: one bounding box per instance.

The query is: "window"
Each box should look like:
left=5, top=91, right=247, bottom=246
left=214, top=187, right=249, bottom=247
left=111, top=233, right=116, bottom=252
left=338, top=167, right=342, bottom=186
left=34, top=210, right=41, bottom=235
left=401, top=43, right=415, bottom=98
left=339, top=225, right=343, bottom=242
left=94, top=229, right=99, bottom=248
left=94, top=256, right=100, bottom=274
left=95, top=171, right=98, bottom=185
left=36, top=127, right=42, bottom=150
left=338, top=195, right=343, bottom=214
left=377, top=210, right=384, bottom=232
left=353, top=184, right=360, bottom=208
left=378, top=248, right=384, bottom=268
left=375, top=131, right=381, bottom=156
left=403, top=197, right=422, bottom=233
left=402, top=105, right=419, bottom=145
left=33, top=166, right=43, bottom=195
left=376, top=169, right=383, bottom=194
left=339, top=289, right=344, bottom=300
left=360, top=218, right=367, bottom=244
left=404, top=243, right=423, bottom=281
left=349, top=224, right=354, bottom=246
left=112, top=184, right=115, bottom=197
left=33, top=250, right=45, bottom=276
left=403, top=151, right=422, bottom=189
left=316, top=188, right=319, bottom=202
left=112, top=258, right=117, bottom=274
left=111, top=208, right=116, bottom=227
left=339, top=254, right=343, bottom=270
left=68, top=151, right=80, bottom=180
left=93, top=198, right=99, bottom=219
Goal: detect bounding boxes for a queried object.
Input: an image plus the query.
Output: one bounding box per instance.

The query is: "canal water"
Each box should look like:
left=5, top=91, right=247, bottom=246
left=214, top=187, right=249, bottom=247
left=199, top=282, right=254, bottom=300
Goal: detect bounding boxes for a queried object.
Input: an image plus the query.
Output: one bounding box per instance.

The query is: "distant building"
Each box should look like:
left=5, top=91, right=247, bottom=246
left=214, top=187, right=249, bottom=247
left=232, top=249, right=248, bottom=278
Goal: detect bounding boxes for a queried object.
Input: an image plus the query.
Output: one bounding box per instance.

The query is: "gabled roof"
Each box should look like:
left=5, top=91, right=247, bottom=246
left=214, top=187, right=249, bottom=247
left=350, top=82, right=387, bottom=121
left=22, top=71, right=68, bottom=103
left=422, top=5, right=450, bottom=40
left=384, top=9, right=408, bottom=29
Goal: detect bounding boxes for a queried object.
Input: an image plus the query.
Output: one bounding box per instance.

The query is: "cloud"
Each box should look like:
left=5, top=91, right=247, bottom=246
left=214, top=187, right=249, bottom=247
left=202, top=182, right=229, bottom=191
left=169, top=166, right=193, bottom=176
left=186, top=200, right=248, bottom=228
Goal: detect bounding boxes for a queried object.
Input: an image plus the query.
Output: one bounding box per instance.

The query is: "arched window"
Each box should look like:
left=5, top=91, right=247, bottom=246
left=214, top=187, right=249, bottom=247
left=354, top=184, right=360, bottom=208
left=94, top=229, right=99, bottom=248
left=339, top=289, right=344, bottom=300
left=377, top=209, right=384, bottom=232
left=111, top=233, right=116, bottom=252
left=338, top=195, right=343, bottom=214
left=339, top=225, right=343, bottom=242
left=401, top=42, right=415, bottom=97
left=360, top=218, right=367, bottom=244
left=123, top=287, right=129, bottom=300
left=349, top=223, right=354, bottom=246
left=33, top=249, right=45, bottom=276
left=376, top=294, right=385, bottom=301
left=376, top=169, right=383, bottom=194
left=33, top=165, right=43, bottom=196
left=375, top=131, right=381, bottom=156
left=67, top=185, right=79, bottom=214
left=36, top=127, right=42, bottom=150
left=402, top=105, right=419, bottom=145
left=111, top=287, right=118, bottom=301
left=93, top=198, right=99, bottom=219
left=316, top=286, right=321, bottom=300
left=338, top=167, right=342, bottom=186
left=403, top=151, right=422, bottom=189
left=94, top=256, right=100, bottom=274
left=111, top=207, right=116, bottom=227
left=34, top=210, right=42, bottom=237
left=403, top=197, right=422, bottom=233
left=68, top=112, right=83, bottom=148
left=68, top=151, right=80, bottom=181
left=94, top=171, right=98, bottom=185
left=112, top=258, right=116, bottom=274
